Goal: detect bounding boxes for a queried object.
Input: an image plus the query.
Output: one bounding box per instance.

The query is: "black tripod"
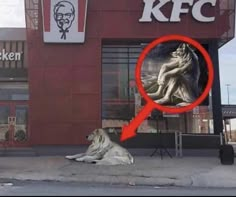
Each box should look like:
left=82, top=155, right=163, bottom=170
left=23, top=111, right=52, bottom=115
left=150, top=113, right=172, bottom=159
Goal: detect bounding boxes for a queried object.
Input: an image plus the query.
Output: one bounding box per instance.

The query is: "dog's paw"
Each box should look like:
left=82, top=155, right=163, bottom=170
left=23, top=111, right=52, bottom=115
left=65, top=155, right=75, bottom=160
left=75, top=158, right=83, bottom=162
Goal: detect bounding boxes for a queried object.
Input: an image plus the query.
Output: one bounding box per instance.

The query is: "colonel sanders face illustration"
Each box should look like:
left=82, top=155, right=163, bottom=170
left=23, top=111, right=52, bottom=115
left=54, top=1, right=75, bottom=40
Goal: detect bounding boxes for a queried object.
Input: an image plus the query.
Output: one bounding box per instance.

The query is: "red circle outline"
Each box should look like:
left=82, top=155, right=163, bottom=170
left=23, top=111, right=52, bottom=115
left=136, top=35, right=214, bottom=114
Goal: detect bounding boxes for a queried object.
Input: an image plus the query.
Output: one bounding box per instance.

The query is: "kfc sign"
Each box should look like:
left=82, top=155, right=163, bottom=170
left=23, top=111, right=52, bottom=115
left=139, top=0, right=216, bottom=22
left=41, top=0, right=88, bottom=43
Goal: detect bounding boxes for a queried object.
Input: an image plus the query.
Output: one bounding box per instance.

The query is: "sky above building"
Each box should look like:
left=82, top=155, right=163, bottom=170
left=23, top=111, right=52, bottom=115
left=0, top=0, right=235, bottom=105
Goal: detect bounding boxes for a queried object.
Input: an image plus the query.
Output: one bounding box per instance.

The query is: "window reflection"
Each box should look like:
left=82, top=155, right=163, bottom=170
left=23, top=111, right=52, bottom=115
left=102, top=45, right=213, bottom=134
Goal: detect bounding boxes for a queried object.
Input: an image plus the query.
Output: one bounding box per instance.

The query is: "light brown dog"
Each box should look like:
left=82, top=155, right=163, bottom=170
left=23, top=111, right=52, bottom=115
left=65, top=128, right=134, bottom=165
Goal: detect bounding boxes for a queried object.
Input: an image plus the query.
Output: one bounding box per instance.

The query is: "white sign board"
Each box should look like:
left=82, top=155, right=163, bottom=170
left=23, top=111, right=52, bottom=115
left=42, top=0, right=88, bottom=43
left=0, top=49, right=22, bottom=61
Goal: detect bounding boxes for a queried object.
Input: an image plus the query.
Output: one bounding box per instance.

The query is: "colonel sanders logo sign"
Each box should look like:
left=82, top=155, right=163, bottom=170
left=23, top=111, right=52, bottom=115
left=54, top=1, right=75, bottom=40
left=42, top=0, right=88, bottom=43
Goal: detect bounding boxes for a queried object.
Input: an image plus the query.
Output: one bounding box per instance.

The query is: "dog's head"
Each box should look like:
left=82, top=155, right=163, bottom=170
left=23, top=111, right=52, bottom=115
left=86, top=128, right=108, bottom=144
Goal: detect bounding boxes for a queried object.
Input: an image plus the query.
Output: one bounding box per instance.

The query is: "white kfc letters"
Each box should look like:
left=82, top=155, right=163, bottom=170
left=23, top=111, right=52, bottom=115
left=139, top=0, right=216, bottom=22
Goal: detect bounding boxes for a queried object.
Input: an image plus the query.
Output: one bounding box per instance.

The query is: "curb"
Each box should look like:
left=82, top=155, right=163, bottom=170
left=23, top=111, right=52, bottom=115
left=0, top=174, right=192, bottom=187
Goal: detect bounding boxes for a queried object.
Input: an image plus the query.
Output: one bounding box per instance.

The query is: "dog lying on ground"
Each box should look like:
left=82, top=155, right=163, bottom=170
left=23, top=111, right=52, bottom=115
left=65, top=128, right=134, bottom=165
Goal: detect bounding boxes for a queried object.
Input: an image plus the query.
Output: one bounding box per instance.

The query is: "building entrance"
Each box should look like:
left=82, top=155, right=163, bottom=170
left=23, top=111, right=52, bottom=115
left=0, top=102, right=29, bottom=147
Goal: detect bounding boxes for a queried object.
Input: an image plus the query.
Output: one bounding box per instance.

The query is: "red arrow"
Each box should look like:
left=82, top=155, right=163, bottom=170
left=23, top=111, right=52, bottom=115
left=120, top=102, right=154, bottom=141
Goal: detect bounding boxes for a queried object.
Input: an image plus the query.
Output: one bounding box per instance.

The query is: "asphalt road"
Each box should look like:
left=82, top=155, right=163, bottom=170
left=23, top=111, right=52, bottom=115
left=0, top=180, right=236, bottom=196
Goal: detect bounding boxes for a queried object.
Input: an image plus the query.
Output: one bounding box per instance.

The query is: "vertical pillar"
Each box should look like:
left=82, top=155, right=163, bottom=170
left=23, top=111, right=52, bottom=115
left=208, top=41, right=223, bottom=135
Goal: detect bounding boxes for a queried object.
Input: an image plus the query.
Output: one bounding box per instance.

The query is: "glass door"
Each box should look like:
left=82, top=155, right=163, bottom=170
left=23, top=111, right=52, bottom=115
left=0, top=105, right=11, bottom=143
left=0, top=102, right=29, bottom=147
left=14, top=105, right=28, bottom=143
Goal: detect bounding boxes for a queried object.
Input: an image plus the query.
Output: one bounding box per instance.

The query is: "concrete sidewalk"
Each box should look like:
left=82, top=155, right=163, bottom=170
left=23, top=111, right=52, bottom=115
left=0, top=156, right=235, bottom=188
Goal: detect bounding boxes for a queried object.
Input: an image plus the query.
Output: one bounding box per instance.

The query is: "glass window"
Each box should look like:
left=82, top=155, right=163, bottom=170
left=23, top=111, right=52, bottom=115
left=15, top=105, right=28, bottom=142
left=0, top=106, right=10, bottom=124
left=16, top=106, right=28, bottom=125
left=0, top=82, right=29, bottom=101
left=102, top=45, right=140, bottom=121
left=102, top=44, right=213, bottom=135
left=0, top=106, right=10, bottom=141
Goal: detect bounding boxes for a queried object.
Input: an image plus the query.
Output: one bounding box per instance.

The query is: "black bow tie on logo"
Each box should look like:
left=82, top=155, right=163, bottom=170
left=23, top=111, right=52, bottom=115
left=59, top=28, right=69, bottom=40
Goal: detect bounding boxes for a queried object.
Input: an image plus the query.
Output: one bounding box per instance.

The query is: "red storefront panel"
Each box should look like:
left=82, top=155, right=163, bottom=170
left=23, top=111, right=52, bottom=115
left=25, top=0, right=235, bottom=145
left=71, top=67, right=101, bottom=94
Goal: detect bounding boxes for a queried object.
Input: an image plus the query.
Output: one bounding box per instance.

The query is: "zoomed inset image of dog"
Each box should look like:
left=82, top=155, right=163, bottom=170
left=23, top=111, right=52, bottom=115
left=65, top=128, right=134, bottom=165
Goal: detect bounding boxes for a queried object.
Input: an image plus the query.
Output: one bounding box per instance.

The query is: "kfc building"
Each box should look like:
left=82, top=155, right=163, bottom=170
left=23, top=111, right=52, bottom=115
left=0, top=0, right=235, bottom=150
